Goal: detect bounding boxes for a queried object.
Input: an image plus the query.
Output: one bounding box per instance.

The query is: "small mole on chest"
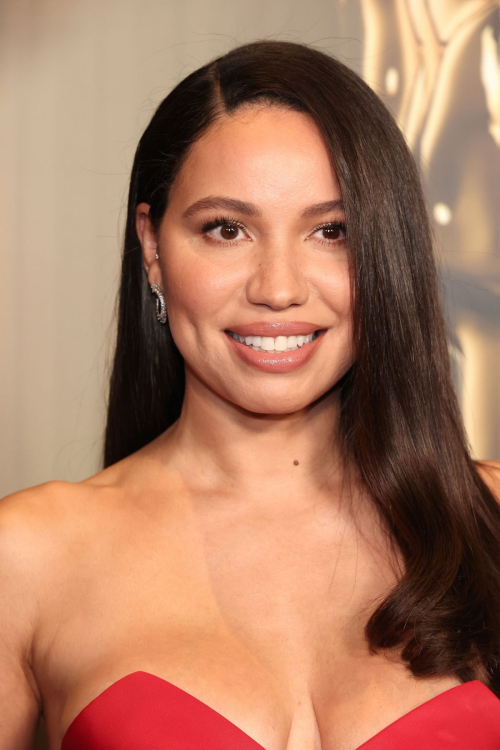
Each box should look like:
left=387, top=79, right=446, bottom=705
left=293, top=460, right=299, bottom=465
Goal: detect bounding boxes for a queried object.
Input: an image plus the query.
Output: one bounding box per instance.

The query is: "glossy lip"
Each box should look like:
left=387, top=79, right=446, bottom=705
left=225, top=321, right=324, bottom=337
left=225, top=329, right=327, bottom=373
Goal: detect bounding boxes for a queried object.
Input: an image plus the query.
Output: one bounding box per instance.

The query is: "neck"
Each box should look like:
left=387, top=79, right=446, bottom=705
left=155, top=375, right=356, bottom=513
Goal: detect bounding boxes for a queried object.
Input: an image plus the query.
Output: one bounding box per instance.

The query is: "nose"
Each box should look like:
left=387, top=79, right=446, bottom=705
left=245, top=241, right=309, bottom=310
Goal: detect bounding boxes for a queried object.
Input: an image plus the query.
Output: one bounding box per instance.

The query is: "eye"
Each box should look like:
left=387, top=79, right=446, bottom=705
left=201, top=216, right=248, bottom=245
left=200, top=216, right=347, bottom=246
left=310, top=221, right=346, bottom=245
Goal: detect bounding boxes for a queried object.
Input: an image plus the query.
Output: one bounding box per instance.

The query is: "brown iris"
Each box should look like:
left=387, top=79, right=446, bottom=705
left=322, top=226, right=341, bottom=240
left=220, top=223, right=239, bottom=240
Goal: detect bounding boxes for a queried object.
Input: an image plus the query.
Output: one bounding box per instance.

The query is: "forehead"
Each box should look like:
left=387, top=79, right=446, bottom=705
left=170, top=105, right=341, bottom=207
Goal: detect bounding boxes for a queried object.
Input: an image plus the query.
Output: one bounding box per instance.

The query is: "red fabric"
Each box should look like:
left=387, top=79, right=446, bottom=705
left=61, top=671, right=500, bottom=749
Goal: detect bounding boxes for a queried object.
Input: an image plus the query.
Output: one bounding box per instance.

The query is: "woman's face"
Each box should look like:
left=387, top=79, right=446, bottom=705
left=137, top=105, right=354, bottom=414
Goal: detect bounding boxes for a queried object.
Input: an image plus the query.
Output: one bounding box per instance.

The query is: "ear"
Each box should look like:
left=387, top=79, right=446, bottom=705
left=136, top=203, right=160, bottom=284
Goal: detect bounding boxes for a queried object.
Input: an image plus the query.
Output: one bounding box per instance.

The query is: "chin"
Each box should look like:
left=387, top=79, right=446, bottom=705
left=230, top=391, right=328, bottom=416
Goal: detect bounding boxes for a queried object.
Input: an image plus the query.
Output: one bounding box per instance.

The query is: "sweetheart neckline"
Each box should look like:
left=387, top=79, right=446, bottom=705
left=60, top=670, right=498, bottom=750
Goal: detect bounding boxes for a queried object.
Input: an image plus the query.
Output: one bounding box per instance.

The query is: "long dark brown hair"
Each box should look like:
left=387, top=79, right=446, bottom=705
left=103, top=39, right=500, bottom=692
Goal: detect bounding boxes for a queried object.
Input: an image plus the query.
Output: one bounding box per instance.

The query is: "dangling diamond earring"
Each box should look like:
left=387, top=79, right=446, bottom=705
left=150, top=283, right=167, bottom=324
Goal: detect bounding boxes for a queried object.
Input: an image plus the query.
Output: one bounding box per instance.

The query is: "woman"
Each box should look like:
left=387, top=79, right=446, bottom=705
left=2, top=39, right=500, bottom=750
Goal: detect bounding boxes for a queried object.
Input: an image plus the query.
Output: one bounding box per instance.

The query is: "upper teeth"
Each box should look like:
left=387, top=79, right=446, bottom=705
left=228, top=331, right=318, bottom=352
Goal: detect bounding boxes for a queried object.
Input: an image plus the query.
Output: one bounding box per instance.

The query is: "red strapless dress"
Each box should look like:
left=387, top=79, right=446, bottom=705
left=60, top=671, right=500, bottom=749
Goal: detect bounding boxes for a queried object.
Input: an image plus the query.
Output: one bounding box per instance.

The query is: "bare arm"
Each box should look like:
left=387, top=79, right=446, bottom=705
left=0, top=487, right=46, bottom=750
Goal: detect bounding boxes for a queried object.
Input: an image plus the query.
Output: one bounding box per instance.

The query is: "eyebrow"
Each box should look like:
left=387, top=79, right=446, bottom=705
left=181, top=196, right=344, bottom=220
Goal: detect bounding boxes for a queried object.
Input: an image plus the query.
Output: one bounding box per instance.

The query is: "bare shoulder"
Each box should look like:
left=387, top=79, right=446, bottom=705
left=0, top=480, right=115, bottom=670
left=0, top=477, right=119, bottom=620
left=0, top=480, right=73, bottom=571
left=0, top=480, right=85, bottom=747
left=0, top=456, right=179, bottom=611
left=0, top=479, right=100, bottom=554
left=474, top=459, right=500, bottom=503
left=0, top=480, right=96, bottom=611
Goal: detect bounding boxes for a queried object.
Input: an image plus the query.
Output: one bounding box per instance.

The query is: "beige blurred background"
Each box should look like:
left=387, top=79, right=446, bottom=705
left=1, top=0, right=499, bottom=508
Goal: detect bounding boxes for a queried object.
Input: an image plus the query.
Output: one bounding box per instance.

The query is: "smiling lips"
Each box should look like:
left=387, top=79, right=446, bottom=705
left=224, top=323, right=327, bottom=373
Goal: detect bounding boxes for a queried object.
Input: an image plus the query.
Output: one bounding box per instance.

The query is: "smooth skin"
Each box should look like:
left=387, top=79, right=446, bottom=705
left=1, top=105, right=500, bottom=750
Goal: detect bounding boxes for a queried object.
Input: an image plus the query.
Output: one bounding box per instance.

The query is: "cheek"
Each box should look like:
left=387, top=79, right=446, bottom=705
left=162, top=245, right=233, bottom=323
left=322, top=261, right=352, bottom=316
left=321, top=267, right=355, bottom=358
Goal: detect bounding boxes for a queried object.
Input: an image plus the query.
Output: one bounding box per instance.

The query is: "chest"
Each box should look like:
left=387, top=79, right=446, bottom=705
left=34, top=498, right=463, bottom=750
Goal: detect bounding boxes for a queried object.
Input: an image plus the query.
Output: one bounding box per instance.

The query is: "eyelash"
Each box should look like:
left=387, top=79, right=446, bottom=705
left=200, top=216, right=347, bottom=246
